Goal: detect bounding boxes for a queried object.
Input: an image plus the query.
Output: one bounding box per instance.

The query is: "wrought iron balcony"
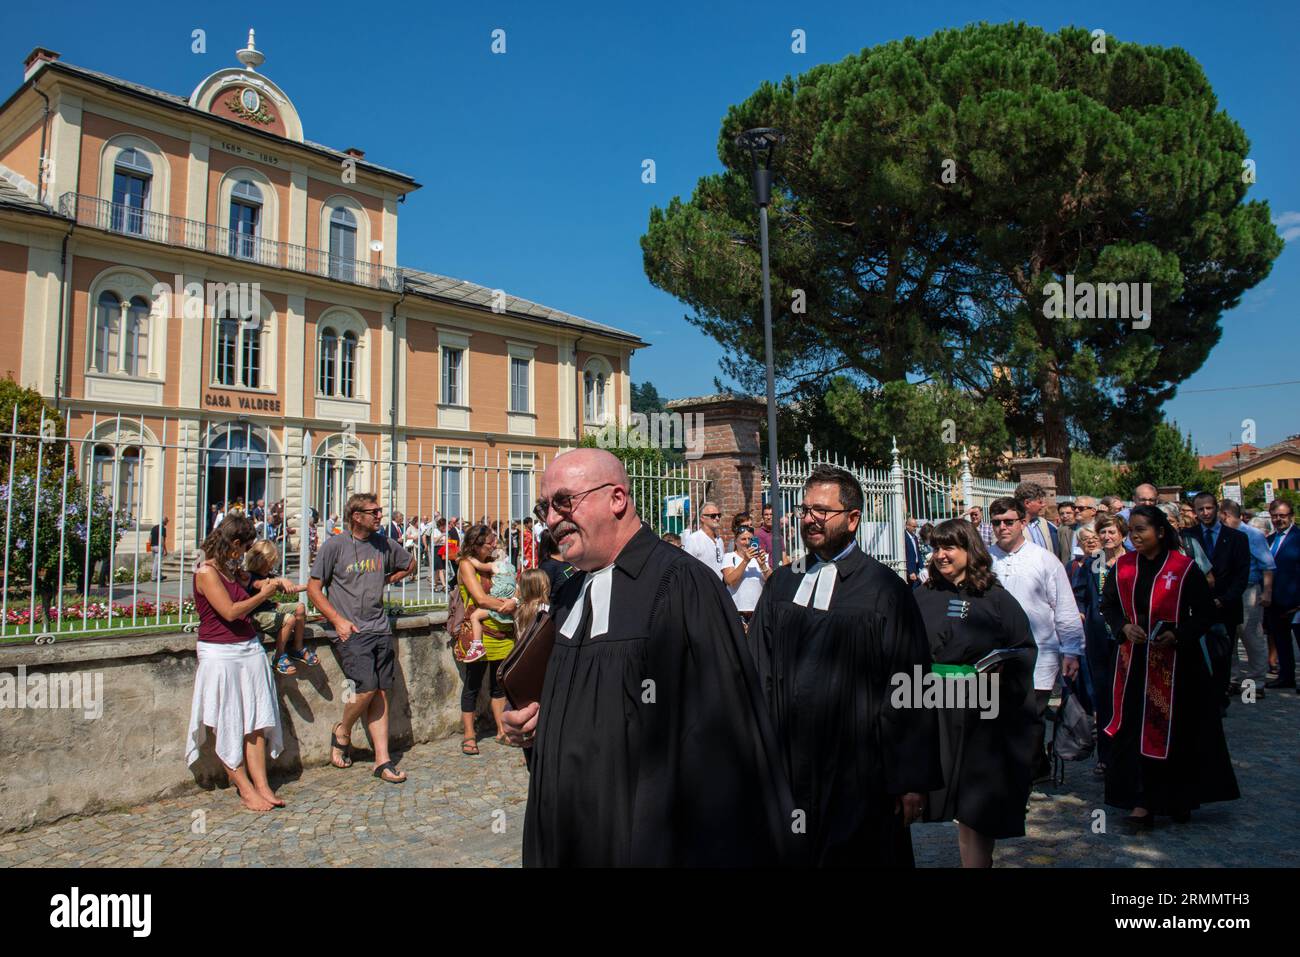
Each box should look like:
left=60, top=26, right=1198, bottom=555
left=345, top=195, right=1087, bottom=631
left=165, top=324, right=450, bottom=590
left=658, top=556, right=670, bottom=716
left=58, top=192, right=400, bottom=292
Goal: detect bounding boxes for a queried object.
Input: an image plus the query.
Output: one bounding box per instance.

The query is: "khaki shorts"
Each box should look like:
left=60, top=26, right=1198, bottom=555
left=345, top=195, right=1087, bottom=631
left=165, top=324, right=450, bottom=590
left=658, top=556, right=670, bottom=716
left=251, top=601, right=302, bottom=636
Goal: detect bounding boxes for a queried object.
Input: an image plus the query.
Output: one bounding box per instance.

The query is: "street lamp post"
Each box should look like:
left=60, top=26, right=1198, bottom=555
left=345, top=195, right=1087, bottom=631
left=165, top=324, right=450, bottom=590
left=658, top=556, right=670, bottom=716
left=736, top=127, right=785, bottom=565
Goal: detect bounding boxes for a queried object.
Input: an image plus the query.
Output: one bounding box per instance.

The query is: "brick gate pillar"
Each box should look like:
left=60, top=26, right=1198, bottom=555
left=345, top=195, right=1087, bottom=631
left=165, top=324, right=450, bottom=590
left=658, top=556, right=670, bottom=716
left=1010, top=456, right=1064, bottom=519
left=664, top=394, right=766, bottom=539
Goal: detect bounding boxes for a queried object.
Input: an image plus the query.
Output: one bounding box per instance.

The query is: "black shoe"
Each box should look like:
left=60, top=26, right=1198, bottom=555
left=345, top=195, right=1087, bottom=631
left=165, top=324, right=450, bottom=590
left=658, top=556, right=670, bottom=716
left=1264, top=678, right=1296, bottom=689
left=1170, top=809, right=1191, bottom=824
left=1124, top=812, right=1154, bottom=831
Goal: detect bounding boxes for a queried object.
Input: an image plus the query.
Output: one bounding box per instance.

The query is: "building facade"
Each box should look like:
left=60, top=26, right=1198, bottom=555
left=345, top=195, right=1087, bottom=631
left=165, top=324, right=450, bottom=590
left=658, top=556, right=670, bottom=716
left=0, top=33, right=643, bottom=546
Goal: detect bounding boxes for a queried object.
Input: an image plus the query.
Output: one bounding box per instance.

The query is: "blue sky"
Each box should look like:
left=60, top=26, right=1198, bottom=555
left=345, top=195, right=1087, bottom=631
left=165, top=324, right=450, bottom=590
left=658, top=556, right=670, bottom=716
left=6, top=0, right=1297, bottom=459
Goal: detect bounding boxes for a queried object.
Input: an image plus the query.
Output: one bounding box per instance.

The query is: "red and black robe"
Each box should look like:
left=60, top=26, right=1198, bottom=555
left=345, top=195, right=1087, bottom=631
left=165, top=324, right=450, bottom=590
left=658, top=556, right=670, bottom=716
left=1100, top=548, right=1239, bottom=814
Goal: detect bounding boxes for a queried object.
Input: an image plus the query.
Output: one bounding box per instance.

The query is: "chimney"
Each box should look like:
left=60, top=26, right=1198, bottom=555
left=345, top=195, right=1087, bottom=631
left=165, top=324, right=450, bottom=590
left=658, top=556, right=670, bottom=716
left=344, top=147, right=366, bottom=159
left=24, top=48, right=60, bottom=82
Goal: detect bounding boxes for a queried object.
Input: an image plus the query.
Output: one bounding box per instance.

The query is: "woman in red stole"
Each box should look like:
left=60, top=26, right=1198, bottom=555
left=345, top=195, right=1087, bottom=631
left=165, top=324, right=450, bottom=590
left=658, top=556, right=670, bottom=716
left=1100, top=505, right=1239, bottom=828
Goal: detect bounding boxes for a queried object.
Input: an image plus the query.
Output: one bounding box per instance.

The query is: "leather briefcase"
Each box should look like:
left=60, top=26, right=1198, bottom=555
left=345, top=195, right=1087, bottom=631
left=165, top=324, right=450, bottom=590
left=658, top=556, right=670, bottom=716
left=498, top=606, right=556, bottom=710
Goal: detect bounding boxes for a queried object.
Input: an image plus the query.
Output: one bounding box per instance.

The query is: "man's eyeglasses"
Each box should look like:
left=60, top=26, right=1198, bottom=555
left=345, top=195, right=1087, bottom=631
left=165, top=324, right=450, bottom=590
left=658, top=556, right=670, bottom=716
left=795, top=504, right=856, bottom=521
left=991, top=517, right=1021, bottom=527
left=1271, top=511, right=1293, bottom=519
left=533, top=483, right=617, bottom=522
left=701, top=512, right=722, bottom=520
left=355, top=508, right=383, bottom=516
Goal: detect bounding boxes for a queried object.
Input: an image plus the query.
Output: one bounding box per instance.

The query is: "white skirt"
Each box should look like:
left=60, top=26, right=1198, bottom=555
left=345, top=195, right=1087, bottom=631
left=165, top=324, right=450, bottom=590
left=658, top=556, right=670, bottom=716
left=185, top=638, right=283, bottom=769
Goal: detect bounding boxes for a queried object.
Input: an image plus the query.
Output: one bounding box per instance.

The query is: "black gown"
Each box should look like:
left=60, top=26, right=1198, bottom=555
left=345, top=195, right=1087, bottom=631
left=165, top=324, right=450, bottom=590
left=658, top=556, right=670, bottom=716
left=1100, top=551, right=1239, bottom=814
left=914, top=578, right=1038, bottom=839
left=521, top=522, right=795, bottom=866
left=748, top=545, right=943, bottom=867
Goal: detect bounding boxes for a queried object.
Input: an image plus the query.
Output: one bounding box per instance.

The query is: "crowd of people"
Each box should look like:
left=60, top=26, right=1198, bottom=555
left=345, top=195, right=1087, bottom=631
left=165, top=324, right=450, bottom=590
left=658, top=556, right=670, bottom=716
left=182, top=450, right=1294, bottom=866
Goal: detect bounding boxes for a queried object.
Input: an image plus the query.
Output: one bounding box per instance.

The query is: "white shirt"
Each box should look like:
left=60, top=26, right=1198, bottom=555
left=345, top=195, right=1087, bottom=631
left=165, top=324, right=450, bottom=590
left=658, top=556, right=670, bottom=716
left=723, top=552, right=766, bottom=612
left=534, top=523, right=544, bottom=544
left=989, top=538, right=1086, bottom=691
left=683, top=528, right=727, bottom=578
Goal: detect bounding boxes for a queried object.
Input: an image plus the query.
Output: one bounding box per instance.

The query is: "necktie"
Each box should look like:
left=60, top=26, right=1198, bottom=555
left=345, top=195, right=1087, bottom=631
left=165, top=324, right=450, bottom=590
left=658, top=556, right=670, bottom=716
left=1206, top=527, right=1216, bottom=555
left=559, top=564, right=614, bottom=639
left=1272, top=529, right=1288, bottom=556
left=793, top=561, right=838, bottom=610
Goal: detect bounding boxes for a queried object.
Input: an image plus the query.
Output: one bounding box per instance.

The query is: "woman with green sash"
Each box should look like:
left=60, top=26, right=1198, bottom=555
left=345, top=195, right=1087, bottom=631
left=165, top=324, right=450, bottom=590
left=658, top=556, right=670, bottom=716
left=915, top=518, right=1038, bottom=867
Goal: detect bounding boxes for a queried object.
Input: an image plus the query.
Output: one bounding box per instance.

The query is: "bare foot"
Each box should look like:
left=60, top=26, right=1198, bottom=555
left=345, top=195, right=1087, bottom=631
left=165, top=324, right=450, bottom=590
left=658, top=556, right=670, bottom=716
left=256, top=787, right=286, bottom=808
left=238, top=788, right=275, bottom=813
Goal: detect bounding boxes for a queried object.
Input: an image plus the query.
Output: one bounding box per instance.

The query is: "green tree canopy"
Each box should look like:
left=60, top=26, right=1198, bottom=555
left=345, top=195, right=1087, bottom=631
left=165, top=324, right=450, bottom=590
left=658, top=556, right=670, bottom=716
left=1069, top=450, right=1124, bottom=498
left=641, top=22, right=1283, bottom=491
left=1119, top=422, right=1220, bottom=497
left=778, top=376, right=1008, bottom=471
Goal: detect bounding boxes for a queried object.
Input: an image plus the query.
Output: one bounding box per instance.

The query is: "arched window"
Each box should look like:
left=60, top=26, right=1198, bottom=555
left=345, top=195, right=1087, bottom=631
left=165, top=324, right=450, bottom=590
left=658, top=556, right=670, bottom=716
left=340, top=331, right=357, bottom=398
left=314, top=435, right=364, bottom=522
left=111, top=148, right=151, bottom=235
left=123, top=296, right=150, bottom=377
left=90, top=443, right=143, bottom=528
left=319, top=326, right=337, bottom=395
left=229, top=180, right=262, bottom=260
left=93, top=291, right=120, bottom=374
left=91, top=443, right=115, bottom=500
left=213, top=312, right=265, bottom=389
left=216, top=317, right=239, bottom=386
left=584, top=365, right=609, bottom=424
left=329, top=207, right=357, bottom=282
left=241, top=320, right=261, bottom=389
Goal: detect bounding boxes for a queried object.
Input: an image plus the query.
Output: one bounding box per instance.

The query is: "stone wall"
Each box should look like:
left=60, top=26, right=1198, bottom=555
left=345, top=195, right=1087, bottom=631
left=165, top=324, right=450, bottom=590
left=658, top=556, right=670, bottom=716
left=0, top=613, right=479, bottom=833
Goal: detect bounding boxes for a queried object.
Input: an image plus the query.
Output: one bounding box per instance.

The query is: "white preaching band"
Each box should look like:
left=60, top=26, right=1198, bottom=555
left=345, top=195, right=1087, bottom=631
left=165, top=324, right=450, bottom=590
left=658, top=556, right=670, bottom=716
left=793, top=540, right=858, bottom=610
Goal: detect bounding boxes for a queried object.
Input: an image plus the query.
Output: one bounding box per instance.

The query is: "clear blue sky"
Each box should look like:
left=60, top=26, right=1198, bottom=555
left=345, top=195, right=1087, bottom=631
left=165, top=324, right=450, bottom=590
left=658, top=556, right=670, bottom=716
left=6, top=0, right=1296, bottom=459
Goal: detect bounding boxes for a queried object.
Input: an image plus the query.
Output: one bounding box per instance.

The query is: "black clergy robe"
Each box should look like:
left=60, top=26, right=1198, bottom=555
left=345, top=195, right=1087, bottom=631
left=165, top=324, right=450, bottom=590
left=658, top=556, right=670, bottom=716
left=1100, top=549, right=1239, bottom=814
left=748, top=545, right=943, bottom=867
left=521, top=522, right=795, bottom=867
left=914, top=579, right=1038, bottom=839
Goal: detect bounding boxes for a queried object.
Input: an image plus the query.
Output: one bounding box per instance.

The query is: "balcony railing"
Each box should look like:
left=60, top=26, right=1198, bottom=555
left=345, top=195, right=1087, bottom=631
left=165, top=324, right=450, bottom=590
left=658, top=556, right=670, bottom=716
left=59, top=192, right=400, bottom=292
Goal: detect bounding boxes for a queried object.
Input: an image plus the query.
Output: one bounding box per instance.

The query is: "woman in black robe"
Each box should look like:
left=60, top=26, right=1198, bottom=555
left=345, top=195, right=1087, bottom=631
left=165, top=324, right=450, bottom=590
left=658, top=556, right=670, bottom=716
left=915, top=519, right=1038, bottom=868
left=1100, top=506, right=1239, bottom=828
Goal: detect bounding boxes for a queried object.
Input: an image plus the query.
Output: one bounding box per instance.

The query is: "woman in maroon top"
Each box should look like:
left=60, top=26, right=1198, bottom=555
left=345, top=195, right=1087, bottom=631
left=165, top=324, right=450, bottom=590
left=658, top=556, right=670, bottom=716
left=185, top=515, right=287, bottom=812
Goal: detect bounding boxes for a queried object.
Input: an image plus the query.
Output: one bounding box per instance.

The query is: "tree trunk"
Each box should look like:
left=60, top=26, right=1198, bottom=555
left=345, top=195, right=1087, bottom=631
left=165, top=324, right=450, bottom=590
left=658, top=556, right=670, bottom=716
left=1041, top=365, right=1072, bottom=495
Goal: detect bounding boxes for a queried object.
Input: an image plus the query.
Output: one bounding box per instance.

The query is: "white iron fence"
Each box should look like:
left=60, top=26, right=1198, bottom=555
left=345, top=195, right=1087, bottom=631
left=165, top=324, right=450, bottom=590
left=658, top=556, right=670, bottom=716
left=766, top=444, right=1016, bottom=576
left=1, top=406, right=709, bottom=644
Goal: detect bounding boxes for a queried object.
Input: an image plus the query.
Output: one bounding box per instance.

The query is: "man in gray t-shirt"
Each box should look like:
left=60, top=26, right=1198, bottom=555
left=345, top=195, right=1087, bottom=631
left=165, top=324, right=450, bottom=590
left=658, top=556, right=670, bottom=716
left=311, top=530, right=410, bottom=635
left=308, top=493, right=415, bottom=784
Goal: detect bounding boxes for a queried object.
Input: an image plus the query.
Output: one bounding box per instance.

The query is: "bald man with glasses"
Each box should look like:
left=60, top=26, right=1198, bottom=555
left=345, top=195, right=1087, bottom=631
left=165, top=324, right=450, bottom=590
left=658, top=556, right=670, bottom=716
left=683, top=501, right=729, bottom=578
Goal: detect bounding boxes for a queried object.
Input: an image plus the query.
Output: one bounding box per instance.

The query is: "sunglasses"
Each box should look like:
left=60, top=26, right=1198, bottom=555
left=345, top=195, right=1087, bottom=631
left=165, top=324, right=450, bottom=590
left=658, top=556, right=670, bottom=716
left=991, top=518, right=1021, bottom=526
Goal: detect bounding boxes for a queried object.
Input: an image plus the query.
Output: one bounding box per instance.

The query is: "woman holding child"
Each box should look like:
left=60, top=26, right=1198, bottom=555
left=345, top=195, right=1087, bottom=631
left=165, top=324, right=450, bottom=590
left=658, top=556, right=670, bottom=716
left=185, top=515, right=288, bottom=813
left=455, top=524, right=518, bottom=754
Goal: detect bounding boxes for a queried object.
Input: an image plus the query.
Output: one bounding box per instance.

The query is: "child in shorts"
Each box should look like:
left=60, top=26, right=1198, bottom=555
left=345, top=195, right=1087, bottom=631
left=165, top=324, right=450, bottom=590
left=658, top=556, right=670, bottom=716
left=460, top=546, right=517, bottom=655
left=244, top=540, right=316, bottom=676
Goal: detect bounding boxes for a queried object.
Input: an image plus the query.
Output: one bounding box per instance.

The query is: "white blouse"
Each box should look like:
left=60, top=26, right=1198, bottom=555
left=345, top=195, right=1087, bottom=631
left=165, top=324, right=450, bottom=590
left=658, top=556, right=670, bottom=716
left=723, top=552, right=766, bottom=612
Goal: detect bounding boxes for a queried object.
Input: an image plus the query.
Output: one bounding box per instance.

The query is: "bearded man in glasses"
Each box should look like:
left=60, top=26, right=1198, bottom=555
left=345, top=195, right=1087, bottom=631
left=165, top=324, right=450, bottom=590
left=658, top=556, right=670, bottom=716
left=747, top=464, right=943, bottom=867
left=503, top=448, right=795, bottom=866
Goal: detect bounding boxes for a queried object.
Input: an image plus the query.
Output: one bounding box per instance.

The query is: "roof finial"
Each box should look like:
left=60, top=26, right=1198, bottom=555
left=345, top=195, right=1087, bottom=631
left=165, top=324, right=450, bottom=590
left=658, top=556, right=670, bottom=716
left=236, top=28, right=264, bottom=72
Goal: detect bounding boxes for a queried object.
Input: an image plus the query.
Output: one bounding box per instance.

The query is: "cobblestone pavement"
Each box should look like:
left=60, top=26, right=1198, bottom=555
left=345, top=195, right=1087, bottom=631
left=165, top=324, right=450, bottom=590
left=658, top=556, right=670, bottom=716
left=1, top=684, right=1295, bottom=868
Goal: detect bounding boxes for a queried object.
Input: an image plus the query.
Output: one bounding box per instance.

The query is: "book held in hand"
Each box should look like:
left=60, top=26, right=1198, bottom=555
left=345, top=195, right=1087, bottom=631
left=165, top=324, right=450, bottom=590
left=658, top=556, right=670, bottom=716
left=973, top=647, right=1031, bottom=673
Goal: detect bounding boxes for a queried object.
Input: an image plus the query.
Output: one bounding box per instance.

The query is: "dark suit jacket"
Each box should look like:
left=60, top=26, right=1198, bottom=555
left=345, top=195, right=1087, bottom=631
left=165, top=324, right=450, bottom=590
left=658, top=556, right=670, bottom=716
left=1268, top=527, right=1300, bottom=611
left=1188, top=522, right=1251, bottom=629
left=905, top=532, right=922, bottom=580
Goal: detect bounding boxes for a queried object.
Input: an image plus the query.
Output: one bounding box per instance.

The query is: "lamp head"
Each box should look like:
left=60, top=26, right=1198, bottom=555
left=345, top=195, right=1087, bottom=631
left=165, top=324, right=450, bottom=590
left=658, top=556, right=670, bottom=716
left=735, top=127, right=784, bottom=207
